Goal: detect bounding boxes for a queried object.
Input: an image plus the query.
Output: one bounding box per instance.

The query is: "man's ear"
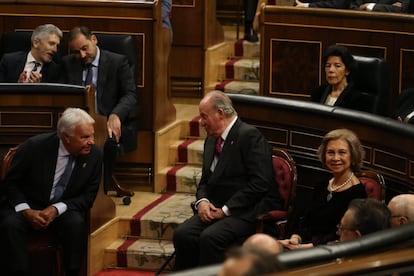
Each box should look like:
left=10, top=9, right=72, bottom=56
left=91, top=34, right=98, bottom=45
left=32, top=38, right=40, bottom=49
left=400, top=216, right=409, bottom=225
left=62, top=132, right=70, bottom=144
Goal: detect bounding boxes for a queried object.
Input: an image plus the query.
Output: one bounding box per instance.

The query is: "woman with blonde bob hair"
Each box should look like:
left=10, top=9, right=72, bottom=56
left=318, top=128, right=364, bottom=174
left=281, top=128, right=367, bottom=250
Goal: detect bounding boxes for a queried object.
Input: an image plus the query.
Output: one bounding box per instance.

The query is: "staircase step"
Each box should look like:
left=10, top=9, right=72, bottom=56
left=106, top=238, right=175, bottom=271
left=234, top=39, right=260, bottom=58
left=215, top=80, right=259, bottom=95
left=219, top=58, right=260, bottom=81
left=102, top=116, right=205, bottom=273
left=137, top=193, right=195, bottom=240
left=164, top=165, right=201, bottom=194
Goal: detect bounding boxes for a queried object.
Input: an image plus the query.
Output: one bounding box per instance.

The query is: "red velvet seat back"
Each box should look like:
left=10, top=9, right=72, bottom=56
left=273, top=155, right=292, bottom=211
left=272, top=148, right=297, bottom=212
left=358, top=170, right=386, bottom=201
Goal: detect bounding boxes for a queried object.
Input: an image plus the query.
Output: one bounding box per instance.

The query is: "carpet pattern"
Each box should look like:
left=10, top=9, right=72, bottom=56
left=216, top=39, right=260, bottom=95
left=106, top=117, right=204, bottom=272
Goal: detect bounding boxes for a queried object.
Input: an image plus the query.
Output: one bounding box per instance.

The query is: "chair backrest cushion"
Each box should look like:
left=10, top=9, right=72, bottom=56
left=359, top=177, right=381, bottom=201
left=357, top=170, right=385, bottom=201
left=0, top=31, right=32, bottom=56
left=352, top=55, right=389, bottom=115
left=1, top=146, right=18, bottom=181
left=393, top=88, right=414, bottom=121
left=272, top=155, right=292, bottom=211
left=95, top=33, right=137, bottom=79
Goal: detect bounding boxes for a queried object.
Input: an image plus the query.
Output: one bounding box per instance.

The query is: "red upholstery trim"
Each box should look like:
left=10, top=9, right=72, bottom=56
left=360, top=177, right=381, bottom=200
left=267, top=210, right=288, bottom=220
left=273, top=156, right=292, bottom=210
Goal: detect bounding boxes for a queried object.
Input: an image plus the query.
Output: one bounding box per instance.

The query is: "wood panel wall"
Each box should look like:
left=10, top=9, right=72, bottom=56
left=260, top=6, right=414, bottom=116
left=170, top=0, right=224, bottom=97
left=0, top=0, right=177, bottom=191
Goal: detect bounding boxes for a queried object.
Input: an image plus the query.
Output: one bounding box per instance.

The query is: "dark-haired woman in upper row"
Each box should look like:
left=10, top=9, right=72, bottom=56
left=310, top=45, right=371, bottom=113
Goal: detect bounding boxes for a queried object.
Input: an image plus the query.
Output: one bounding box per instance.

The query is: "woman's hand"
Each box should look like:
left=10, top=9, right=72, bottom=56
left=295, top=0, right=307, bottom=7
left=280, top=234, right=314, bottom=250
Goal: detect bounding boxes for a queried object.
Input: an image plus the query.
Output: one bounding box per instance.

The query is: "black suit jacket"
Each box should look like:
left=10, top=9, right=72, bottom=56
left=310, top=82, right=372, bottom=113
left=196, top=118, right=282, bottom=222
left=62, top=49, right=138, bottom=152
left=3, top=132, right=102, bottom=212
left=306, top=0, right=351, bottom=9
left=350, top=0, right=410, bottom=12
left=0, top=51, right=62, bottom=83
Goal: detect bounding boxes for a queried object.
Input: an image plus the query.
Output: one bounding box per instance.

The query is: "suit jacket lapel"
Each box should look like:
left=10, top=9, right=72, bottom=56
left=68, top=56, right=84, bottom=85
left=43, top=137, right=60, bottom=201
left=64, top=154, right=87, bottom=195
left=204, top=137, right=215, bottom=168
left=97, top=50, right=109, bottom=99
left=209, top=119, right=241, bottom=182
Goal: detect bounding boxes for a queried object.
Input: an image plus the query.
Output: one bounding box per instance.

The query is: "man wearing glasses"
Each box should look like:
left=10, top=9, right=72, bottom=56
left=337, top=198, right=391, bottom=242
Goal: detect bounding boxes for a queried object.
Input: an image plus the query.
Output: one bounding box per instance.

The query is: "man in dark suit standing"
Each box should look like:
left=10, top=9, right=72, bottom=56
left=173, top=90, right=283, bottom=270
left=0, top=23, right=62, bottom=83
left=0, top=107, right=102, bottom=276
left=61, top=26, right=137, bottom=196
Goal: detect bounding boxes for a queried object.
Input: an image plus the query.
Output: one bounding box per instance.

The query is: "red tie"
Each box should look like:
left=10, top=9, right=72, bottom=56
left=215, top=136, right=223, bottom=156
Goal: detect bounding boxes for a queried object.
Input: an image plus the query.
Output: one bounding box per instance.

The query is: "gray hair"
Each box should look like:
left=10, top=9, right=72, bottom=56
left=57, top=108, right=95, bottom=137
left=207, top=90, right=237, bottom=117
left=31, top=24, right=63, bottom=43
left=318, top=128, right=364, bottom=173
left=389, top=194, right=414, bottom=222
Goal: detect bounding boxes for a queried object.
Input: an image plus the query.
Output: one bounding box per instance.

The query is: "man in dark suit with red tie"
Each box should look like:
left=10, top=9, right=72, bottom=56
left=0, top=108, right=102, bottom=276
left=173, top=90, right=283, bottom=270
left=0, top=23, right=62, bottom=83
left=61, top=26, right=137, bottom=196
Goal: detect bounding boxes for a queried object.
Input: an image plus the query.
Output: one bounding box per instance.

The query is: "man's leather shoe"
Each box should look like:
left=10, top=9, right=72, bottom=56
left=244, top=28, right=259, bottom=43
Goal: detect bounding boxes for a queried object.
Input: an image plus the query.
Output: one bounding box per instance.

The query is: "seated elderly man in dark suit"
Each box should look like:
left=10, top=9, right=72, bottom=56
left=0, top=23, right=62, bottom=83
left=0, top=107, right=102, bottom=276
left=173, top=90, right=283, bottom=271
left=61, top=26, right=137, bottom=196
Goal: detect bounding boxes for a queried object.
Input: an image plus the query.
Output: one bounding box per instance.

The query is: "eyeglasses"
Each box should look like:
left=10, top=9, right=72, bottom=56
left=336, top=224, right=356, bottom=233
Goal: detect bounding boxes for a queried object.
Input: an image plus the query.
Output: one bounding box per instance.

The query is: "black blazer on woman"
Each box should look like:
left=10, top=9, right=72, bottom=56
left=310, top=82, right=372, bottom=113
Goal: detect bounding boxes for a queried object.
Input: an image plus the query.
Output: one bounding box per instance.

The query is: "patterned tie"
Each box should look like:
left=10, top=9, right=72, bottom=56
left=32, top=61, right=41, bottom=72
left=83, top=64, right=93, bottom=86
left=52, top=155, right=74, bottom=202
left=215, top=136, right=223, bottom=157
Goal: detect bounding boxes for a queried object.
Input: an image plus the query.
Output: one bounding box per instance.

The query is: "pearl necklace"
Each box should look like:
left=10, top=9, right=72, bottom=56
left=327, top=172, right=354, bottom=202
